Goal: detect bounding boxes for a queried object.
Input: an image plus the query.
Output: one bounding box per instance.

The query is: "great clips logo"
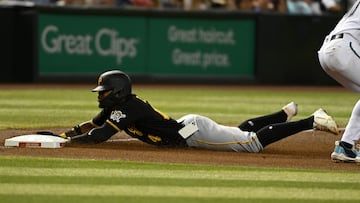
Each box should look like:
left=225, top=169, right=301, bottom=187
left=40, top=25, right=139, bottom=64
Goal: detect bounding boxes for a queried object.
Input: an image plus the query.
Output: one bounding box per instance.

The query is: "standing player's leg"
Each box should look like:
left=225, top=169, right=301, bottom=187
left=331, top=99, right=360, bottom=162
left=319, top=34, right=360, bottom=162
left=319, top=34, right=360, bottom=92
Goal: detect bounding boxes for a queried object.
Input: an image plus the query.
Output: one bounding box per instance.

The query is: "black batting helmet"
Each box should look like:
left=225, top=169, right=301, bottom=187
left=92, top=70, right=132, bottom=108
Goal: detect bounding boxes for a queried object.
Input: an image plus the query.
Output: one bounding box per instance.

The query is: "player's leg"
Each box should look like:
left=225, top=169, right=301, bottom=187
left=257, top=109, right=339, bottom=148
left=318, top=34, right=360, bottom=92
left=256, top=117, right=313, bottom=148
left=181, top=109, right=337, bottom=153
left=238, top=102, right=297, bottom=132
left=182, top=114, right=264, bottom=152
left=319, top=34, right=360, bottom=162
left=331, top=99, right=360, bottom=162
left=322, top=67, right=360, bottom=92
left=341, top=100, right=360, bottom=145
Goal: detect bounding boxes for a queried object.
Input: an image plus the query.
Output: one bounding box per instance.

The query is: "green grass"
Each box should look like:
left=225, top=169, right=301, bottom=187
left=1, top=85, right=359, bottom=203
left=0, top=86, right=357, bottom=129
left=0, top=156, right=359, bottom=203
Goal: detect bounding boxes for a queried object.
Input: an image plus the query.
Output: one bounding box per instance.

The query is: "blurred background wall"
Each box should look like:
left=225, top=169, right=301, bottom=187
left=0, top=1, right=343, bottom=85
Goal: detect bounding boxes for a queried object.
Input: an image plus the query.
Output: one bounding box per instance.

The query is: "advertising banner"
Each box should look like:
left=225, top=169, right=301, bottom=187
left=38, top=13, right=255, bottom=78
left=148, top=18, right=255, bottom=77
left=38, top=14, right=147, bottom=75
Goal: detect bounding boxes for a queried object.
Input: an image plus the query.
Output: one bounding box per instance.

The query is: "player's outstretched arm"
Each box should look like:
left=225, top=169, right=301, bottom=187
left=70, top=122, right=118, bottom=144
left=59, top=120, right=98, bottom=138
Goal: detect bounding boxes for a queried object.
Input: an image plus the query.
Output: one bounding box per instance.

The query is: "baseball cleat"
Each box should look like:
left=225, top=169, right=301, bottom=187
left=282, top=102, right=298, bottom=121
left=312, top=108, right=339, bottom=135
left=331, top=141, right=360, bottom=163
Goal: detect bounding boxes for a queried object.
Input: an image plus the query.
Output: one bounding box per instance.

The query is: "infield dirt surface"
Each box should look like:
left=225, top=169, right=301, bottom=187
left=0, top=84, right=359, bottom=171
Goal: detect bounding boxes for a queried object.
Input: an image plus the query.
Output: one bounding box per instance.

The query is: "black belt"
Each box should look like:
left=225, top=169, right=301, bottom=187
left=330, top=33, right=344, bottom=41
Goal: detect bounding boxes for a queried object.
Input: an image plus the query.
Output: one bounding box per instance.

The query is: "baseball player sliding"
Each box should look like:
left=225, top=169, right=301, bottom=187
left=318, top=0, right=360, bottom=163
left=58, top=70, right=338, bottom=153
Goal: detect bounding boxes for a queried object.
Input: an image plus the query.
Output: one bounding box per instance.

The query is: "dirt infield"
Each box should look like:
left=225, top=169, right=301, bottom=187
left=1, top=128, right=359, bottom=171
left=0, top=84, right=359, bottom=171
